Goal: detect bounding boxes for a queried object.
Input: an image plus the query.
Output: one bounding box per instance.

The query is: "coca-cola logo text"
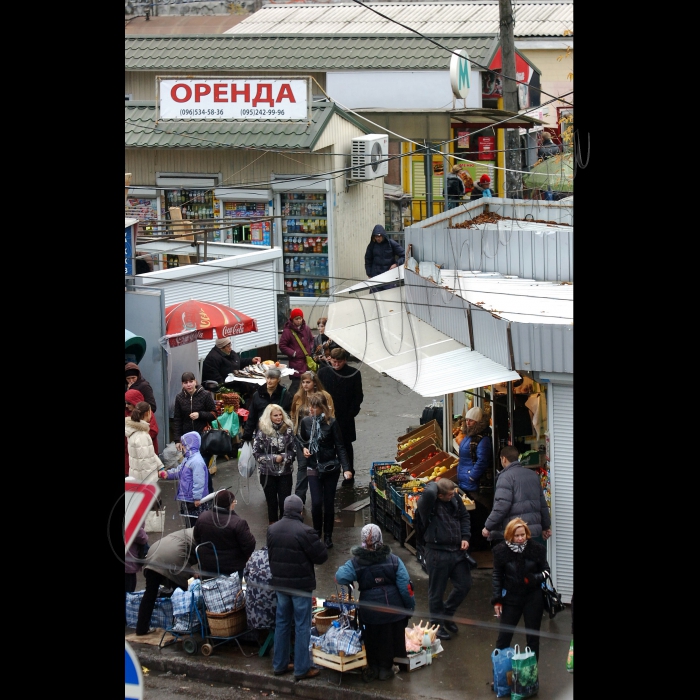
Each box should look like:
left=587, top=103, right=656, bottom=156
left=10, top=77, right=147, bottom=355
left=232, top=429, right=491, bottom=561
left=223, top=323, right=246, bottom=337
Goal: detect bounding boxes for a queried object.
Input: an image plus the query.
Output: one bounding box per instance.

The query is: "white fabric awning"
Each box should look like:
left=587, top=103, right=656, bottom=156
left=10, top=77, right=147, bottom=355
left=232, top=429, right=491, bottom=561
left=335, top=266, right=403, bottom=295
left=326, top=287, right=520, bottom=397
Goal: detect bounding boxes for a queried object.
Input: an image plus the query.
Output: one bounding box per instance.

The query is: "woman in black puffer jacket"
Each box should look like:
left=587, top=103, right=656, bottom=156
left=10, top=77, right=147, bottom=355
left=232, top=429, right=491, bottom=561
left=491, top=518, right=550, bottom=661
left=296, top=392, right=350, bottom=549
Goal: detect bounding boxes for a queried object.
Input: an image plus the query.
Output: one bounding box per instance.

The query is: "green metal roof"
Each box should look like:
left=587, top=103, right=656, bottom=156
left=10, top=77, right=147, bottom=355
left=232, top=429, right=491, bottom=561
left=125, top=100, right=366, bottom=149
left=125, top=34, right=498, bottom=71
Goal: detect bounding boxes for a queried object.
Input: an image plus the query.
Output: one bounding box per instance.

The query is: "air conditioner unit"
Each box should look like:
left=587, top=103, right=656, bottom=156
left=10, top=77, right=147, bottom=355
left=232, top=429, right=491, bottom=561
left=350, top=134, right=389, bottom=180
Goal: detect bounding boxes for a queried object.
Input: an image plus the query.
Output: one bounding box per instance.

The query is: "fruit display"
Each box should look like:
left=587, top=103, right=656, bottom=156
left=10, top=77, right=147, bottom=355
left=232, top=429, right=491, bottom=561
left=378, top=465, right=402, bottom=477
left=398, top=437, right=424, bottom=452
left=386, top=473, right=411, bottom=487
left=424, top=465, right=450, bottom=481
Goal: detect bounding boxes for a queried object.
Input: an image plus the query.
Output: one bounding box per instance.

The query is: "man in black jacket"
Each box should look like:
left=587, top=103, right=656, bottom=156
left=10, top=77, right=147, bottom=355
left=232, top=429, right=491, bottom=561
left=364, top=225, right=405, bottom=278
left=268, top=495, right=328, bottom=681
left=317, top=348, right=363, bottom=482
left=201, top=337, right=261, bottom=385
left=416, top=478, right=472, bottom=641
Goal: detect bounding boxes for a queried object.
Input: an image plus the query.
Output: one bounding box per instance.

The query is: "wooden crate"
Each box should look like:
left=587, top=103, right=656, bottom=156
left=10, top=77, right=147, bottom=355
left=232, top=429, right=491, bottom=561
left=396, top=435, right=439, bottom=462
left=311, top=646, right=367, bottom=672
left=397, top=420, right=443, bottom=449
left=413, top=452, right=457, bottom=478
left=401, top=444, right=442, bottom=472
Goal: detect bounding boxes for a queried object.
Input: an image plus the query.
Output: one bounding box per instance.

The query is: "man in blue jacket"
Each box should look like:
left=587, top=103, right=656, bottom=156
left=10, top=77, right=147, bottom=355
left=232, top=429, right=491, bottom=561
left=364, top=225, right=405, bottom=278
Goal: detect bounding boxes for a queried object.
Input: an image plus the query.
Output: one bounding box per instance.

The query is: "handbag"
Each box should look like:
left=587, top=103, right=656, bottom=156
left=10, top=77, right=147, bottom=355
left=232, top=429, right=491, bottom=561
left=201, top=425, right=234, bottom=458
left=292, top=330, right=318, bottom=372
left=541, top=571, right=566, bottom=619
left=238, top=440, right=256, bottom=478
left=315, top=458, right=340, bottom=474
left=511, top=645, right=539, bottom=700
left=491, top=647, right=515, bottom=698
left=144, top=507, right=166, bottom=533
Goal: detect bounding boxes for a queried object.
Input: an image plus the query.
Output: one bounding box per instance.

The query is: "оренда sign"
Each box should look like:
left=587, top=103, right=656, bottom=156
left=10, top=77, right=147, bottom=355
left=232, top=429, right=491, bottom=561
left=158, top=78, right=309, bottom=121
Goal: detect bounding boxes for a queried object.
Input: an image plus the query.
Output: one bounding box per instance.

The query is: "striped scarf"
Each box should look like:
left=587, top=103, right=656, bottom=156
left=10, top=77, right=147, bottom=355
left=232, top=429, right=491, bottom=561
left=308, top=413, right=325, bottom=455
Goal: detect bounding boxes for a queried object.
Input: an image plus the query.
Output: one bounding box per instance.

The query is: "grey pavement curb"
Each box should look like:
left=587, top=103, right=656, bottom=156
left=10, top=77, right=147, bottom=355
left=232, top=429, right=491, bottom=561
left=133, top=644, right=420, bottom=700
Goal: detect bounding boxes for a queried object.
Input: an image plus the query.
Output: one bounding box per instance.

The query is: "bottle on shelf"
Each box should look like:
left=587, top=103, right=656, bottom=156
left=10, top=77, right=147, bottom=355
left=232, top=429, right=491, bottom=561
left=322, top=238, right=328, bottom=254
left=294, top=256, right=300, bottom=274
left=314, top=280, right=320, bottom=296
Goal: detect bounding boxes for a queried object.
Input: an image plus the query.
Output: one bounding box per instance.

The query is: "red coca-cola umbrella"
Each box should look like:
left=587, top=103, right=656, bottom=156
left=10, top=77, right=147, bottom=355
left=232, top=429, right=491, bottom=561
left=164, top=299, right=258, bottom=340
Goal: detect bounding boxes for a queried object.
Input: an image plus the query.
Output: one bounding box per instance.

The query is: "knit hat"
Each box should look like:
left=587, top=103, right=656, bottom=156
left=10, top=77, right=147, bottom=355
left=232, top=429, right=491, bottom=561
left=284, top=494, right=304, bottom=515
left=361, top=524, right=383, bottom=551
left=290, top=308, right=304, bottom=320
left=479, top=174, right=491, bottom=183
left=465, top=406, right=484, bottom=421
left=215, top=337, right=231, bottom=349
left=215, top=490, right=235, bottom=509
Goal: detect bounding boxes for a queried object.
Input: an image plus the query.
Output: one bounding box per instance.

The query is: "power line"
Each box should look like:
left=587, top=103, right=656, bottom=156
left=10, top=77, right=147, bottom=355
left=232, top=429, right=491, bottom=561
left=349, top=0, right=574, bottom=108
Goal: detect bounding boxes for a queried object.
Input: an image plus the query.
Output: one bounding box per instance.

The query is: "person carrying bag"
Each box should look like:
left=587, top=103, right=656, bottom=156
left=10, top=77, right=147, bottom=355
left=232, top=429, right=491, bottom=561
left=292, top=330, right=318, bottom=373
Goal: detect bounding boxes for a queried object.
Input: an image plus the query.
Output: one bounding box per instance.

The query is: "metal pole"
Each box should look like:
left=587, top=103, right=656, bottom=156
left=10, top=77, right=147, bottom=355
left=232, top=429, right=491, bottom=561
left=507, top=380, right=514, bottom=446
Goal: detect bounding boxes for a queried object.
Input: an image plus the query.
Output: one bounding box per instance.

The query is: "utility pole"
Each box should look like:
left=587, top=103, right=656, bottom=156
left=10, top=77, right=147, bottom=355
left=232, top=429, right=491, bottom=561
left=498, top=0, right=523, bottom=199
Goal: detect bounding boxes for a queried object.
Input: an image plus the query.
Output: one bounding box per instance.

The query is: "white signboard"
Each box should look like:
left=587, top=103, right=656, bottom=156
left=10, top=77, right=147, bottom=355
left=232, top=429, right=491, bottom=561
left=158, top=78, right=310, bottom=121
left=450, top=49, right=471, bottom=100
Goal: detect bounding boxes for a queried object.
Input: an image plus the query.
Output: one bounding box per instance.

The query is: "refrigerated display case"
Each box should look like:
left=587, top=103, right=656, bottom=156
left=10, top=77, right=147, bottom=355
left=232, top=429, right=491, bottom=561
left=212, top=189, right=273, bottom=245
left=164, top=188, right=214, bottom=221
left=279, top=191, right=330, bottom=299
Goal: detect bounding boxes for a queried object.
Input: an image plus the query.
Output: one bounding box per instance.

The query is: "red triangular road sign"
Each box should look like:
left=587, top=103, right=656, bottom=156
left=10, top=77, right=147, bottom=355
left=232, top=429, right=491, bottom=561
left=124, top=480, right=160, bottom=553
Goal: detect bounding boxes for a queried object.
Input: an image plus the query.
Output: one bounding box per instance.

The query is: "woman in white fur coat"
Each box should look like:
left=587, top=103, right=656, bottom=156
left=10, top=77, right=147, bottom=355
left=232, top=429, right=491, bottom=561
left=125, top=401, right=163, bottom=485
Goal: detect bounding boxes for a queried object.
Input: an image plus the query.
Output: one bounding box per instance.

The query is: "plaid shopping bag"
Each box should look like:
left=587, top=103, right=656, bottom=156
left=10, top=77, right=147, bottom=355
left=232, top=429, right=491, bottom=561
left=125, top=590, right=174, bottom=630
left=201, top=575, right=242, bottom=613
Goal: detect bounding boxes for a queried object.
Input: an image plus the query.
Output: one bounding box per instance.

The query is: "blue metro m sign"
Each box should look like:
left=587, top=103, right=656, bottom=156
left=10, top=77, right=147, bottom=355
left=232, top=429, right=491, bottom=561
left=450, top=49, right=472, bottom=100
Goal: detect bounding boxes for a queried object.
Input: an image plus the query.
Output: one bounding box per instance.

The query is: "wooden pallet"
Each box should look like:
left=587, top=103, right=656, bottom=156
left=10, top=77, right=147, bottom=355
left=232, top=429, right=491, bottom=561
left=311, top=646, right=367, bottom=672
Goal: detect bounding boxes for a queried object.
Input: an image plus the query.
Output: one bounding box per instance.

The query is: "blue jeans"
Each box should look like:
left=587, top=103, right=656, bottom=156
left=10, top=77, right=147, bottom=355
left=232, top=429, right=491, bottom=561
left=272, top=591, right=312, bottom=676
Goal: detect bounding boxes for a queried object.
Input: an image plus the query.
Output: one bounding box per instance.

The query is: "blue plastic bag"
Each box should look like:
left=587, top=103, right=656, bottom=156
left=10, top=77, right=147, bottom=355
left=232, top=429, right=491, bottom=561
left=491, top=647, right=515, bottom=697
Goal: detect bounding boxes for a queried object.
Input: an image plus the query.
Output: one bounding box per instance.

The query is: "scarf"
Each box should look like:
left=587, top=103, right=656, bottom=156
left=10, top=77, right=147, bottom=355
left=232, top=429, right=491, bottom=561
left=507, top=541, right=526, bottom=554
left=308, top=413, right=325, bottom=455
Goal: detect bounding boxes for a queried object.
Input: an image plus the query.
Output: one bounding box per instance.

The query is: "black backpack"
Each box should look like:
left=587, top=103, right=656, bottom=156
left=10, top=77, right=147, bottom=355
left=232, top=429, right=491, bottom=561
left=446, top=175, right=463, bottom=196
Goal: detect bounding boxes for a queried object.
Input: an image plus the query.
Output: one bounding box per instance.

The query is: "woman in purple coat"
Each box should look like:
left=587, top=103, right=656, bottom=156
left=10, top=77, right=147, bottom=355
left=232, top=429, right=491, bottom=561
left=279, top=308, right=315, bottom=395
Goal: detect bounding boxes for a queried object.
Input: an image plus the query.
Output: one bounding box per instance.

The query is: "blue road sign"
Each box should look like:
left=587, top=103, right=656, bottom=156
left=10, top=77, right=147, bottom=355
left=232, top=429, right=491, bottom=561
left=125, top=641, right=144, bottom=700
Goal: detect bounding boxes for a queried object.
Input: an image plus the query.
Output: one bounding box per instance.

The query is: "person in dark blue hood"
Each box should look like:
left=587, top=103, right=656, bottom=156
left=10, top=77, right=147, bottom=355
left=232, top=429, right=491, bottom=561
left=364, top=225, right=405, bottom=278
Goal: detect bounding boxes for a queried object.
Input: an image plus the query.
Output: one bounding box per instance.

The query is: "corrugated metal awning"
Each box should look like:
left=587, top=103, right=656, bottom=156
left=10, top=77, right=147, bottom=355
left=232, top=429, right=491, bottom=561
left=326, top=286, right=520, bottom=397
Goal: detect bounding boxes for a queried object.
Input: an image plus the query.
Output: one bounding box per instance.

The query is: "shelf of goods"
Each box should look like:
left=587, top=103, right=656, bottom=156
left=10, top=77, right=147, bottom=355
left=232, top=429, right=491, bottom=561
left=281, top=192, right=329, bottom=298
left=165, top=188, right=214, bottom=220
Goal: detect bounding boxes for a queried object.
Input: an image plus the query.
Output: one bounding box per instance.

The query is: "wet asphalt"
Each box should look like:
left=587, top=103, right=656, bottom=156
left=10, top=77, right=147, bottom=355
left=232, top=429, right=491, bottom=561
left=128, top=362, right=573, bottom=699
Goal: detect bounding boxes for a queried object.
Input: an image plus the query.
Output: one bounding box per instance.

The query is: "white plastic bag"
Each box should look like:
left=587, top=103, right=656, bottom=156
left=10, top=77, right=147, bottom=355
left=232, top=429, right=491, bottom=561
left=144, top=507, right=166, bottom=533
left=162, top=442, right=182, bottom=469
left=238, top=441, right=256, bottom=478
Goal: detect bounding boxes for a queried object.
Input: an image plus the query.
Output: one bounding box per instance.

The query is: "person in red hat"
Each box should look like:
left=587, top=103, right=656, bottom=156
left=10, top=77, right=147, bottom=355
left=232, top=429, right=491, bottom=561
left=470, top=174, right=493, bottom=201
left=279, top=308, right=315, bottom=396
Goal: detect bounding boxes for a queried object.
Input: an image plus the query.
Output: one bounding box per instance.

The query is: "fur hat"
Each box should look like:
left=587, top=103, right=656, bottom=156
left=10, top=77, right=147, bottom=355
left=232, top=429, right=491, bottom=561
left=465, top=406, right=484, bottom=421
left=215, top=337, right=231, bottom=349
left=290, top=308, right=304, bottom=320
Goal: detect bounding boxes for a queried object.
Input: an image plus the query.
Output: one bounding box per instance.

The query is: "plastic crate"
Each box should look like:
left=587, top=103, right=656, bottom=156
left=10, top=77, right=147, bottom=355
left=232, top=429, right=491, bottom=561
left=389, top=518, right=406, bottom=545
left=373, top=508, right=387, bottom=530
left=389, top=485, right=405, bottom=510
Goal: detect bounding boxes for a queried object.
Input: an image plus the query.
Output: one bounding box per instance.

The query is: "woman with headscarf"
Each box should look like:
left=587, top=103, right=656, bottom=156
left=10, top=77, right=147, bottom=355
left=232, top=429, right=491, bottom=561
left=159, top=430, right=211, bottom=528
left=252, top=404, right=297, bottom=525
left=296, top=392, right=350, bottom=549
left=125, top=389, right=159, bottom=477
left=335, top=524, right=415, bottom=681
left=125, top=401, right=163, bottom=486
left=491, top=518, right=550, bottom=662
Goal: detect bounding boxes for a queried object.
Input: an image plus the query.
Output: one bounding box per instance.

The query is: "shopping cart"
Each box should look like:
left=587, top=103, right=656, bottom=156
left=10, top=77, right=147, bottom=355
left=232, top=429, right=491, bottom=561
left=158, top=579, right=206, bottom=655
left=195, top=541, right=256, bottom=658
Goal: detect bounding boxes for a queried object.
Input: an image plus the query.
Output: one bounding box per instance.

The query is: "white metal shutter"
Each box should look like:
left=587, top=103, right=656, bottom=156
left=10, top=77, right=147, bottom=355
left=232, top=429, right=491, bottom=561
left=549, top=383, right=573, bottom=604
left=154, top=271, right=230, bottom=359
left=228, top=261, right=278, bottom=354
